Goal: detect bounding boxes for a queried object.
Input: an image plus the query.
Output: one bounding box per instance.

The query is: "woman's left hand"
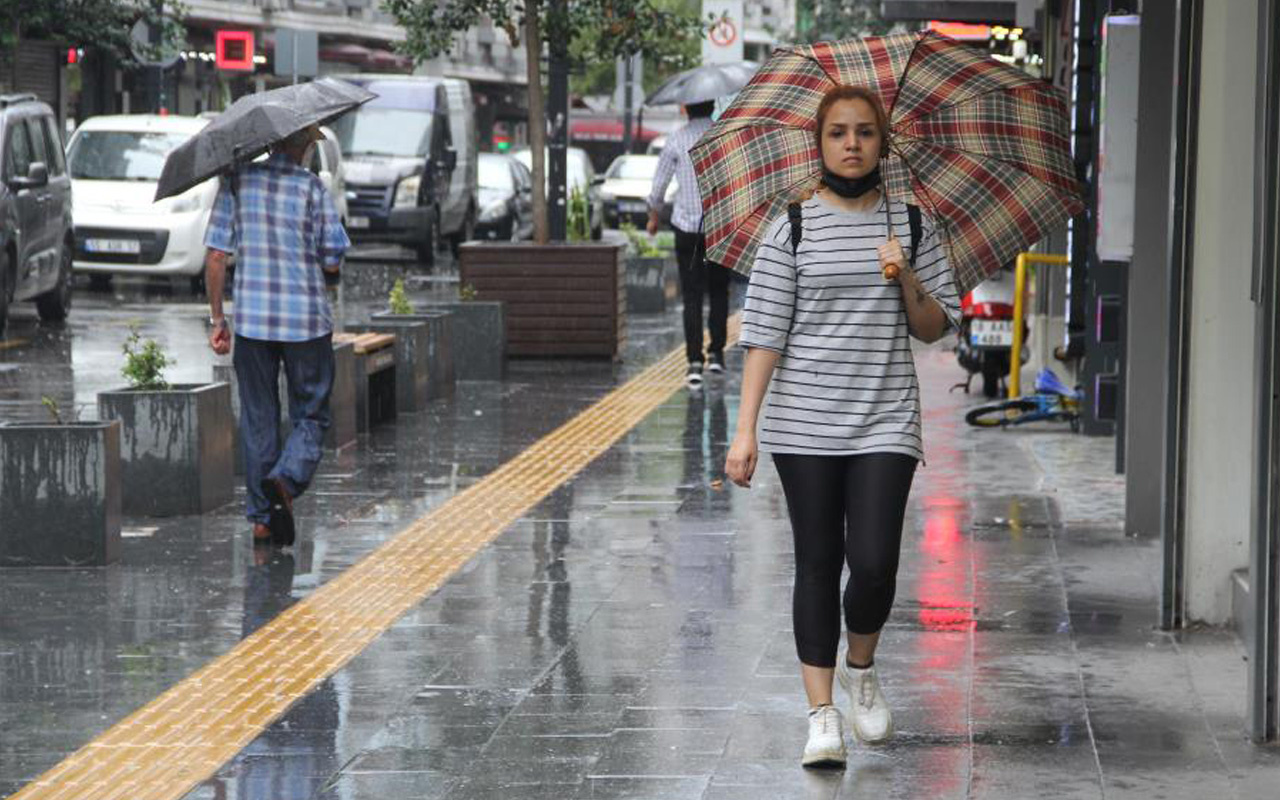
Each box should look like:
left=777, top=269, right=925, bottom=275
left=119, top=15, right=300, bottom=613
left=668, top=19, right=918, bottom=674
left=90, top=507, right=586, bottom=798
left=877, top=238, right=906, bottom=281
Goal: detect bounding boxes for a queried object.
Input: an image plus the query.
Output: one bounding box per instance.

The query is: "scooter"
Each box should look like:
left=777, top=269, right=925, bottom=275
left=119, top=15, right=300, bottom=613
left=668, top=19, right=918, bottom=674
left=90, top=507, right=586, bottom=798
left=953, top=265, right=1025, bottom=398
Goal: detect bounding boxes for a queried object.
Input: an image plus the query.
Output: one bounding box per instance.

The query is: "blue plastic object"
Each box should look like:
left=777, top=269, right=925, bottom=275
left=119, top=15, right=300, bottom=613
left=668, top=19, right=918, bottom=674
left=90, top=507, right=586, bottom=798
left=1033, top=368, right=1080, bottom=400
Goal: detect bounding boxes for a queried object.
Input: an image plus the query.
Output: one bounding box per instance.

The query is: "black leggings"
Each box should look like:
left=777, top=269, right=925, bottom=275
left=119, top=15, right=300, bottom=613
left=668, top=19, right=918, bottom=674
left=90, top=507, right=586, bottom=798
left=773, top=452, right=917, bottom=668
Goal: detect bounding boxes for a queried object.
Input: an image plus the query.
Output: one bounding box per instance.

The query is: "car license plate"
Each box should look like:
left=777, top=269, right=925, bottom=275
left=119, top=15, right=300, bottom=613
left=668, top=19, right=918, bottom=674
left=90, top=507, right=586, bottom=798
left=970, top=319, right=1014, bottom=347
left=347, top=216, right=370, bottom=229
left=619, top=201, right=647, bottom=213
left=84, top=238, right=141, bottom=255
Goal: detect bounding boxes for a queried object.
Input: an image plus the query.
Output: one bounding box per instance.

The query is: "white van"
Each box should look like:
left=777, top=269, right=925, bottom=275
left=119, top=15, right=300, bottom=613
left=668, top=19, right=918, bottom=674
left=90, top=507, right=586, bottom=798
left=331, top=74, right=477, bottom=264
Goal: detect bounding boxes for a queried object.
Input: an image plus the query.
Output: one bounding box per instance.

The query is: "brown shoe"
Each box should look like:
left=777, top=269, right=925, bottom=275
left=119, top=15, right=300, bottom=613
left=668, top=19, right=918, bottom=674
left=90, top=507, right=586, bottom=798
left=261, top=477, right=296, bottom=547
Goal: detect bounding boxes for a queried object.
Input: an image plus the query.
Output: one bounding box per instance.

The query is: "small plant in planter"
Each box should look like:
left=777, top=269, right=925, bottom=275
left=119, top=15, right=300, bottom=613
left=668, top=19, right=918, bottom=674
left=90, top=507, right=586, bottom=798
left=619, top=223, right=672, bottom=314
left=388, top=278, right=414, bottom=315
left=97, top=326, right=233, bottom=517
left=121, top=326, right=174, bottom=390
left=459, top=283, right=479, bottom=302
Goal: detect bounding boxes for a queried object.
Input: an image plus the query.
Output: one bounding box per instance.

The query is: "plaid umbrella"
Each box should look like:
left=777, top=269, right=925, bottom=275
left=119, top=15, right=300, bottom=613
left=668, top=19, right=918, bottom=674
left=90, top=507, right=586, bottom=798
left=690, top=31, right=1084, bottom=294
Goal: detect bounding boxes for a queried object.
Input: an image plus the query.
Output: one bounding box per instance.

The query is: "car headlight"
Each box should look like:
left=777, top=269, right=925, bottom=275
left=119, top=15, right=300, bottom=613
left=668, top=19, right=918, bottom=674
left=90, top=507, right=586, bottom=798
left=169, top=193, right=203, bottom=214
left=393, top=174, right=421, bottom=208
left=478, top=199, right=507, bottom=222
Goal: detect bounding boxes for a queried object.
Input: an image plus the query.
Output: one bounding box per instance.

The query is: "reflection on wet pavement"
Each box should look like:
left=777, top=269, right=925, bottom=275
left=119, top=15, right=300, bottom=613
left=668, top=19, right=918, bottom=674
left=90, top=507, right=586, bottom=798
left=2, top=280, right=1279, bottom=799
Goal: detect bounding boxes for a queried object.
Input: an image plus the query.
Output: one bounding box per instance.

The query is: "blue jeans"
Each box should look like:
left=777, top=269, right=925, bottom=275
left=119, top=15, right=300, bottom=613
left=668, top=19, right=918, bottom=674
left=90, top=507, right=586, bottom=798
left=233, top=334, right=334, bottom=524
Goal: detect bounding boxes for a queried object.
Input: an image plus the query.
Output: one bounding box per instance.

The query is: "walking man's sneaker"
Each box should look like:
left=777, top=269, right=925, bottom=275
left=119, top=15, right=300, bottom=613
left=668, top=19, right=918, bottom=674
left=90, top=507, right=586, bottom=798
left=837, top=655, right=894, bottom=743
left=802, top=704, right=847, bottom=768
left=686, top=361, right=705, bottom=386
left=707, top=352, right=725, bottom=374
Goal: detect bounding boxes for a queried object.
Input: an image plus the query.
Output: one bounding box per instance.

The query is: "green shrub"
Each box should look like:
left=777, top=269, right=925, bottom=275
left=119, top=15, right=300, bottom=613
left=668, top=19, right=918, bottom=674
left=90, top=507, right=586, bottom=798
left=388, top=278, right=413, bottom=315
left=567, top=186, right=591, bottom=241
left=620, top=222, right=664, bottom=258
left=121, top=327, right=174, bottom=391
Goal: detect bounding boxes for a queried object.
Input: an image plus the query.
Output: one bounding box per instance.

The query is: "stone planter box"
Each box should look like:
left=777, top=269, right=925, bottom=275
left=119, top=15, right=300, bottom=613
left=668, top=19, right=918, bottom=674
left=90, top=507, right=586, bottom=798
left=414, top=301, right=505, bottom=381
left=366, top=312, right=456, bottom=410
left=98, top=383, right=234, bottom=517
left=0, top=421, right=122, bottom=566
left=459, top=242, right=626, bottom=359
left=328, top=338, right=358, bottom=449
left=626, top=256, right=672, bottom=314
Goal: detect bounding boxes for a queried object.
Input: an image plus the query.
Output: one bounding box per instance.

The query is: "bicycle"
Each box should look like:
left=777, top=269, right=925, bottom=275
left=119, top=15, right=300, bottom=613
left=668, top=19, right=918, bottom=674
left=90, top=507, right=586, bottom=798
left=964, top=368, right=1081, bottom=432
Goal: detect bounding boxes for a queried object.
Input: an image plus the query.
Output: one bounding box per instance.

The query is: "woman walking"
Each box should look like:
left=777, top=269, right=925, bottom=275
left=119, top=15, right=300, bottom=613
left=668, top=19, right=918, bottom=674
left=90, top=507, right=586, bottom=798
left=724, top=85, right=961, bottom=768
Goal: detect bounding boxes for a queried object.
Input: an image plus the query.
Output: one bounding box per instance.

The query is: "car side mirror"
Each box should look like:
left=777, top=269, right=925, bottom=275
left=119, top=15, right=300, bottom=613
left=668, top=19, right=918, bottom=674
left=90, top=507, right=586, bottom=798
left=11, top=162, right=48, bottom=189
left=443, top=148, right=458, bottom=172
left=591, top=175, right=605, bottom=186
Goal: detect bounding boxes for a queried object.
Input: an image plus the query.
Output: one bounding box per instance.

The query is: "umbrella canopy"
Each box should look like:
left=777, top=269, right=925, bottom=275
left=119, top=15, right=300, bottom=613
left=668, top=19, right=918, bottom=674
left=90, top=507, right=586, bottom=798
left=154, top=77, right=377, bottom=201
left=644, top=61, right=759, bottom=107
left=690, top=31, right=1084, bottom=294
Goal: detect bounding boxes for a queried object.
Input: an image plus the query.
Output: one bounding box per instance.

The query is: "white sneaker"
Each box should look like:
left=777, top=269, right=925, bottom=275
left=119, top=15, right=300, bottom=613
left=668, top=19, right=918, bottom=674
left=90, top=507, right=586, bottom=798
left=801, top=704, right=847, bottom=768
left=837, top=657, right=894, bottom=743
left=686, top=362, right=705, bottom=385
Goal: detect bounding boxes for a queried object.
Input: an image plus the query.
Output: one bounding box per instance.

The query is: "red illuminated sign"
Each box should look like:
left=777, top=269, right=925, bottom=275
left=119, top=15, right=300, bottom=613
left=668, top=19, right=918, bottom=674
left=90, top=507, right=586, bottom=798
left=927, top=21, right=992, bottom=41
left=216, top=30, right=255, bottom=71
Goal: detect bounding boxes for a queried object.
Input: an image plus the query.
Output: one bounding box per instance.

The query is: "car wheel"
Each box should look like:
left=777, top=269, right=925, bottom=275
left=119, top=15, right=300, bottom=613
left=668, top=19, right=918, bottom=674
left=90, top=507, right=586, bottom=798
left=0, top=249, right=10, bottom=338
left=35, top=239, right=73, bottom=322
left=190, top=265, right=207, bottom=295
left=416, top=210, right=439, bottom=269
left=451, top=206, right=476, bottom=257
left=89, top=273, right=113, bottom=292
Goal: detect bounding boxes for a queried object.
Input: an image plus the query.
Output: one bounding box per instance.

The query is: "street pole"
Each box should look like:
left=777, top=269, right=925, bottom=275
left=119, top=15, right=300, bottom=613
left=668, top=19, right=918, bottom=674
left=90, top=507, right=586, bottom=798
left=622, top=54, right=634, bottom=155
left=547, top=0, right=569, bottom=240
left=151, top=0, right=165, bottom=114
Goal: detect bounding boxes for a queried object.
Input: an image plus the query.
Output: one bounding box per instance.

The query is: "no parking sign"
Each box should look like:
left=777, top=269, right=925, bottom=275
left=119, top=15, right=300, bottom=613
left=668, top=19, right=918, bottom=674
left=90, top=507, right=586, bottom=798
left=702, top=0, right=744, bottom=64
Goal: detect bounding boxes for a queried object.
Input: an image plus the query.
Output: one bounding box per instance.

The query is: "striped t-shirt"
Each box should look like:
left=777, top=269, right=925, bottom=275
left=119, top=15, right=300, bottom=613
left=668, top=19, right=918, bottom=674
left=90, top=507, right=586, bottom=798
left=738, top=193, right=961, bottom=461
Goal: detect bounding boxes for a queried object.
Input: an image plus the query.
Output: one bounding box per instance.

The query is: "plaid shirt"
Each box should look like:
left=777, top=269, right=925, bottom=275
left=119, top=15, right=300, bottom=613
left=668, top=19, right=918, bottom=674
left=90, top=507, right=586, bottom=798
left=204, top=152, right=350, bottom=342
left=647, top=116, right=712, bottom=235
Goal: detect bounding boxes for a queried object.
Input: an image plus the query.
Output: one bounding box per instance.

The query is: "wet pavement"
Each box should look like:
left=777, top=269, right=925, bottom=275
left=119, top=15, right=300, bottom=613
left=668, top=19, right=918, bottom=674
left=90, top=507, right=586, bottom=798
left=3, top=259, right=1280, bottom=799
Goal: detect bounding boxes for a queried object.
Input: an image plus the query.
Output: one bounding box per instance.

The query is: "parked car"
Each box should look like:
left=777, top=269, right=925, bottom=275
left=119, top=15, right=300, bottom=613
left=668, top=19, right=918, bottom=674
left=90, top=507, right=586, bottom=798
left=476, top=152, right=533, bottom=241
left=0, top=94, right=74, bottom=336
left=65, top=114, right=217, bottom=291
left=331, top=75, right=477, bottom=264
left=511, top=146, right=604, bottom=239
left=598, top=154, right=676, bottom=229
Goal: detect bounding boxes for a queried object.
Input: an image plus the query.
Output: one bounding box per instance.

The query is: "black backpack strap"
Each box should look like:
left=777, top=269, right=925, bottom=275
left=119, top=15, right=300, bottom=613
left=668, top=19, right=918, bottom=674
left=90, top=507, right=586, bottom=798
left=907, top=203, right=922, bottom=270
left=788, top=202, right=802, bottom=256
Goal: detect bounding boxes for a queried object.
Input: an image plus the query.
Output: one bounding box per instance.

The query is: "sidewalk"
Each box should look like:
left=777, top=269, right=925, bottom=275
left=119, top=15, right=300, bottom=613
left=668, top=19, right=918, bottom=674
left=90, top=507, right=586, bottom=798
left=3, top=299, right=1278, bottom=799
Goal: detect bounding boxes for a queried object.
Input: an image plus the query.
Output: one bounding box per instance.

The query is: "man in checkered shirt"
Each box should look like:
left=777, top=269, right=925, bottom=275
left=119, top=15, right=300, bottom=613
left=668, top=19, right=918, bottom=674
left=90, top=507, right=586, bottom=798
left=203, top=124, right=350, bottom=546
left=647, top=100, right=727, bottom=385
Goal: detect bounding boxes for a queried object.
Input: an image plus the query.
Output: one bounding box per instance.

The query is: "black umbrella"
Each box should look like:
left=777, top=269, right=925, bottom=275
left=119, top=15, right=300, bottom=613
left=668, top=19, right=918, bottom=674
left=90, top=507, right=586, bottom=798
left=154, top=77, right=377, bottom=201
left=644, top=61, right=759, bottom=107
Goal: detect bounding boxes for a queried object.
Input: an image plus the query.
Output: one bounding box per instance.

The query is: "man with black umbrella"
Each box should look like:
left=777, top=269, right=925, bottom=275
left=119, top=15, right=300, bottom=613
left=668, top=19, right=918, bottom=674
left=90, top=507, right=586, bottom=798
left=204, top=124, right=350, bottom=547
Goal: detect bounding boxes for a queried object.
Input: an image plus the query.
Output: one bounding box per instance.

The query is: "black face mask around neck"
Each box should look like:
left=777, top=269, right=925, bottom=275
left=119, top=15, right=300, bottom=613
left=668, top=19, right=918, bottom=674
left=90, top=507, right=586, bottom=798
left=821, top=166, right=882, bottom=199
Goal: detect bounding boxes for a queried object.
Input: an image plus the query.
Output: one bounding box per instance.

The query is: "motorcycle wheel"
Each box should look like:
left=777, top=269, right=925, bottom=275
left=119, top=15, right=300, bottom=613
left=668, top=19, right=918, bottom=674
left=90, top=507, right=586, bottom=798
left=980, top=354, right=1006, bottom=398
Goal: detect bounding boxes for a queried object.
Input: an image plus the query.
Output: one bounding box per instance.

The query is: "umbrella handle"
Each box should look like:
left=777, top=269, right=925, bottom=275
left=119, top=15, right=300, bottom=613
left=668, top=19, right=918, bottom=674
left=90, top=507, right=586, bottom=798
left=882, top=198, right=901, bottom=280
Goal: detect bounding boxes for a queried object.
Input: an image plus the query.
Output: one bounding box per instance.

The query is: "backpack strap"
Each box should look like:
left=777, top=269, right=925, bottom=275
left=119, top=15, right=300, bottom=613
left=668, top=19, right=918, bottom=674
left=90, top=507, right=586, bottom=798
left=907, top=203, right=922, bottom=270
left=788, top=202, right=803, bottom=256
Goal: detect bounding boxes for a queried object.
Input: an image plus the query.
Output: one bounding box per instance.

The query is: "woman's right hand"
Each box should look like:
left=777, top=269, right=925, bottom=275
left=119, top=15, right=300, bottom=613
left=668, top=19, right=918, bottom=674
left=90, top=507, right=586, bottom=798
left=725, top=432, right=759, bottom=488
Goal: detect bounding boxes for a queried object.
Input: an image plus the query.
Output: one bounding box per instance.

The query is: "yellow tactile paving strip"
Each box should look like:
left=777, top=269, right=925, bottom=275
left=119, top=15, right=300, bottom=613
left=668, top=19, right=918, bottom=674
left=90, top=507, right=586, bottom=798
left=12, top=317, right=740, bottom=800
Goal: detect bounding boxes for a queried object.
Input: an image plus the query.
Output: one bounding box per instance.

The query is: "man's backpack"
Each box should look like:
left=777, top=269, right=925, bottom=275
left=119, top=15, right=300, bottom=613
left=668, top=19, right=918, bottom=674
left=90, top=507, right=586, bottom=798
left=788, top=201, right=922, bottom=269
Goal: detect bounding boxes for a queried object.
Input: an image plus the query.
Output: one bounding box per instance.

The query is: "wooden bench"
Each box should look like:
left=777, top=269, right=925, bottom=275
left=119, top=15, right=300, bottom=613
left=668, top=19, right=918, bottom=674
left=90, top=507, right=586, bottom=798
left=334, top=332, right=397, bottom=432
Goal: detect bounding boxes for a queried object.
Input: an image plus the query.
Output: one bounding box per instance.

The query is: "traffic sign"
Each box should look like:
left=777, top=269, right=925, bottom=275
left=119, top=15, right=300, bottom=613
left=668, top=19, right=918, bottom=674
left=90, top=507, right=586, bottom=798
left=702, top=0, right=744, bottom=64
